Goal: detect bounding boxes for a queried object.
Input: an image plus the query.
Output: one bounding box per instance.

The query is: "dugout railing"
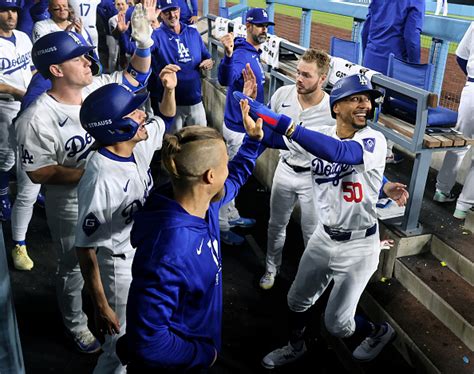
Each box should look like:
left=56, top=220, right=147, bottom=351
left=204, top=14, right=473, bottom=236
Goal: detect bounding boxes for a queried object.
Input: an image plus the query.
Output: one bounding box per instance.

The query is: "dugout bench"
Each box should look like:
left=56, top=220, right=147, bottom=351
left=204, top=15, right=473, bottom=237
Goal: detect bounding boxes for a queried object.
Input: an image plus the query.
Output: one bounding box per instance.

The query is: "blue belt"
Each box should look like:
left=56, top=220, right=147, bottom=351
left=323, top=223, right=377, bottom=242
left=468, top=77, right=474, bottom=82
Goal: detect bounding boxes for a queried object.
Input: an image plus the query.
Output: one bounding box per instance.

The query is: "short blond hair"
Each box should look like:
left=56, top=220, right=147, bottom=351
left=301, top=48, right=330, bottom=76
left=162, top=126, right=225, bottom=187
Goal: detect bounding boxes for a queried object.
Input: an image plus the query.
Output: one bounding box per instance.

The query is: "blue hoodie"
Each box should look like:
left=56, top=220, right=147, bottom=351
left=149, top=22, right=211, bottom=106
left=218, top=37, right=265, bottom=133
left=125, top=136, right=265, bottom=371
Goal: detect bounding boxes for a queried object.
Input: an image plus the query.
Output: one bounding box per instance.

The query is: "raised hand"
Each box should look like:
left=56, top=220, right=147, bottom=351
left=240, top=98, right=264, bottom=141
left=233, top=92, right=293, bottom=136
left=220, top=32, right=234, bottom=58
left=116, top=11, right=130, bottom=34
left=242, top=63, right=257, bottom=99
left=159, top=64, right=180, bottom=90
left=142, top=0, right=158, bottom=23
left=131, top=3, right=154, bottom=49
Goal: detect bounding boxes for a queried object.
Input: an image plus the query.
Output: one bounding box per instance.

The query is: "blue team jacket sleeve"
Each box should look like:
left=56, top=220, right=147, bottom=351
left=291, top=126, right=364, bottom=164
left=131, top=259, right=216, bottom=369
left=404, top=2, right=424, bottom=63
left=190, top=0, right=198, bottom=16
left=220, top=136, right=265, bottom=207
left=262, top=129, right=288, bottom=150
left=218, top=54, right=245, bottom=87
left=200, top=37, right=211, bottom=60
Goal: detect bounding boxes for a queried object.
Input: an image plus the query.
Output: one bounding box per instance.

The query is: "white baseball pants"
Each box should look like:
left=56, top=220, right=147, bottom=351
left=169, top=102, right=207, bottom=134
left=287, top=223, right=380, bottom=338
left=436, top=81, right=474, bottom=211
left=266, top=161, right=317, bottom=274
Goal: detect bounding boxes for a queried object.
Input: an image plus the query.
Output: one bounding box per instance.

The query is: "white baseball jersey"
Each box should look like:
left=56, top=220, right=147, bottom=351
left=74, top=117, right=165, bottom=255
left=68, top=0, right=100, bottom=41
left=0, top=30, right=33, bottom=95
left=456, top=21, right=474, bottom=78
left=305, top=125, right=386, bottom=231
left=271, top=85, right=335, bottom=168
left=15, top=72, right=124, bottom=197
left=32, top=18, right=93, bottom=44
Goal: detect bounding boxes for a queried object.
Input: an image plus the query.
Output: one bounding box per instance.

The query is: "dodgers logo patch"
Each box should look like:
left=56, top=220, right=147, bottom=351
left=362, top=138, right=375, bottom=153
left=82, top=212, right=101, bottom=236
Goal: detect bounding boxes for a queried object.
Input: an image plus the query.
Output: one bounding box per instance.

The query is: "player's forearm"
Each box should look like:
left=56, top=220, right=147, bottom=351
left=0, top=83, right=25, bottom=101
left=76, top=248, right=109, bottom=311
left=27, top=165, right=84, bottom=185
left=159, top=87, right=176, bottom=118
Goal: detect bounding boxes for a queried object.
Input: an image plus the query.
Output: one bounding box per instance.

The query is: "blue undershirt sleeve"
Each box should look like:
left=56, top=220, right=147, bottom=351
left=456, top=56, right=468, bottom=76
left=290, top=126, right=364, bottom=164
left=379, top=175, right=389, bottom=198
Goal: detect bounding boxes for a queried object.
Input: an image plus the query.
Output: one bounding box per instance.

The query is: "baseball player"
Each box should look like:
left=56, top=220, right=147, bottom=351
left=217, top=7, right=273, bottom=245
left=15, top=1, right=155, bottom=353
left=75, top=71, right=177, bottom=373
left=177, top=0, right=198, bottom=26
left=0, top=0, right=35, bottom=271
left=148, top=0, right=213, bottom=132
left=260, top=49, right=336, bottom=290
left=236, top=74, right=404, bottom=367
left=117, top=121, right=264, bottom=372
left=106, top=0, right=129, bottom=73
left=68, top=0, right=101, bottom=46
left=434, top=21, right=474, bottom=219
left=32, top=0, right=94, bottom=44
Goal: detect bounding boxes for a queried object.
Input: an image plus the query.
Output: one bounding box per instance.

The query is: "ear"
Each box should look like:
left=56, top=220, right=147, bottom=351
left=202, top=168, right=214, bottom=185
left=333, top=102, right=340, bottom=116
left=319, top=73, right=327, bottom=86
left=49, top=64, right=63, bottom=78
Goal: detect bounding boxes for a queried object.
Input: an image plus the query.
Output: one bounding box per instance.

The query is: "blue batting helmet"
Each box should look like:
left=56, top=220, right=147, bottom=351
left=32, top=31, right=101, bottom=78
left=330, top=74, right=383, bottom=119
left=0, top=0, right=21, bottom=10
left=80, top=84, right=150, bottom=145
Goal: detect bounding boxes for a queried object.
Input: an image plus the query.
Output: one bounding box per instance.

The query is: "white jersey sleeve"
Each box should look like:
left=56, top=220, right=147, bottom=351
left=68, top=0, right=100, bottom=29
left=456, top=21, right=474, bottom=78
left=83, top=71, right=124, bottom=98
left=351, top=127, right=387, bottom=174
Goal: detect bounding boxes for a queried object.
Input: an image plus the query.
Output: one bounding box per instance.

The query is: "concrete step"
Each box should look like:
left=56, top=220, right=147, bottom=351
left=395, top=252, right=474, bottom=351
left=430, top=235, right=474, bottom=286
left=361, top=278, right=474, bottom=374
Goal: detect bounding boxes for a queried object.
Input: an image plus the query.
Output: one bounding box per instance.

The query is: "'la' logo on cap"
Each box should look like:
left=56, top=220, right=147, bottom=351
left=262, top=9, right=267, bottom=18
left=358, top=74, right=368, bottom=86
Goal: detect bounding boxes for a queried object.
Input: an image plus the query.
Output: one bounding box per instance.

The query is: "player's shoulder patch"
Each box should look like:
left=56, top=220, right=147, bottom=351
left=362, top=137, right=376, bottom=153
left=82, top=212, right=101, bottom=237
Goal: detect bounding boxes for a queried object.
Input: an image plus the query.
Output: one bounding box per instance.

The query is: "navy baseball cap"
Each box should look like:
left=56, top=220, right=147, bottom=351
left=158, top=0, right=180, bottom=12
left=245, top=8, right=275, bottom=26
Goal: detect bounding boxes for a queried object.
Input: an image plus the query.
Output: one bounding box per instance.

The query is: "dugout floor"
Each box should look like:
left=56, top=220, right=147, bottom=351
left=2, top=155, right=471, bottom=373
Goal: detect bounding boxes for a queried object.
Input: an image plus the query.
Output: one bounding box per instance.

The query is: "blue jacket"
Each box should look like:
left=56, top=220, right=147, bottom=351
left=18, top=0, right=49, bottom=39
left=218, top=37, right=265, bottom=133
left=125, top=136, right=264, bottom=371
left=361, top=0, right=424, bottom=74
left=178, top=0, right=198, bottom=25
left=149, top=22, right=211, bottom=106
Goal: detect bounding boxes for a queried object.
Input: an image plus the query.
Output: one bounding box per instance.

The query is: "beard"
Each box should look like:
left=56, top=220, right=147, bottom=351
left=351, top=122, right=367, bottom=130
left=252, top=32, right=267, bottom=45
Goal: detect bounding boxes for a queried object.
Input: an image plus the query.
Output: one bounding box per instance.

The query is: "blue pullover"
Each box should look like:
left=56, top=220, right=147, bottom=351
left=361, top=0, right=424, bottom=74
left=218, top=37, right=265, bottom=133
left=124, top=136, right=265, bottom=371
left=149, top=22, right=211, bottom=106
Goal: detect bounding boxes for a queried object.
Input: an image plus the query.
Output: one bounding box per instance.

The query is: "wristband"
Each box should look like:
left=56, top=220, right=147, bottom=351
left=135, top=47, right=151, bottom=58
left=124, top=64, right=151, bottom=91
